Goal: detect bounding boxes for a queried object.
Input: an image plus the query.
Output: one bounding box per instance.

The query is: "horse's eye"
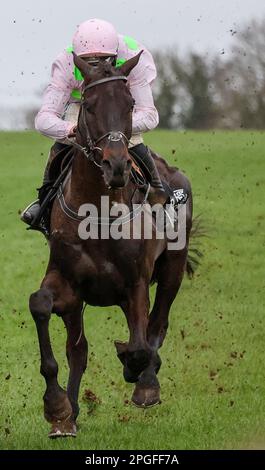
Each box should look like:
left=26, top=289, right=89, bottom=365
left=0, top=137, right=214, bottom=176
left=83, top=95, right=97, bottom=110
left=82, top=102, right=95, bottom=115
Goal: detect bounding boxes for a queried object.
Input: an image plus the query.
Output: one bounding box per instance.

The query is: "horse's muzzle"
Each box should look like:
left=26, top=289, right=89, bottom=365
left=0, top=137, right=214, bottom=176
left=102, top=155, right=132, bottom=188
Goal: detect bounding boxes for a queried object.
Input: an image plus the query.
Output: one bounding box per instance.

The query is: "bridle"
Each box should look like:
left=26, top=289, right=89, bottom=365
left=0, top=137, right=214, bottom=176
left=70, top=75, right=130, bottom=167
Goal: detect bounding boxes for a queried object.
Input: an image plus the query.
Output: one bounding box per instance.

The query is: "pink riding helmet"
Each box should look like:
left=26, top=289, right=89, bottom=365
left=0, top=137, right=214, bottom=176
left=72, top=18, right=119, bottom=57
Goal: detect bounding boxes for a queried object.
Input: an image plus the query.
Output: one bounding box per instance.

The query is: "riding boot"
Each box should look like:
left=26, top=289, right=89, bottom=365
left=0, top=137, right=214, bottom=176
left=129, top=143, right=168, bottom=205
left=20, top=142, right=68, bottom=228
left=20, top=162, right=51, bottom=227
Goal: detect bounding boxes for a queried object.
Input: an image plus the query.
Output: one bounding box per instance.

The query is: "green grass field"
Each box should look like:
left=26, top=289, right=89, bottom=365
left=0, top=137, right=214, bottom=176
left=0, top=130, right=264, bottom=450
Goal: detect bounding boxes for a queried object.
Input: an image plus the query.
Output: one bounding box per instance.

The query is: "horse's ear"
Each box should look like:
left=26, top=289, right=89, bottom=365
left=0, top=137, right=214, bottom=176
left=118, top=50, right=144, bottom=76
left=72, top=52, right=91, bottom=80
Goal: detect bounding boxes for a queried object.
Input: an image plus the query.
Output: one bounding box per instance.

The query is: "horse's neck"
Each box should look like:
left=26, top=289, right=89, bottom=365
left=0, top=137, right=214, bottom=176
left=68, top=150, right=128, bottom=207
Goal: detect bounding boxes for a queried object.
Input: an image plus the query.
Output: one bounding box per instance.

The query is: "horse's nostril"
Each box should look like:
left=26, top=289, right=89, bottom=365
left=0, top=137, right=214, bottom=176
left=126, top=160, right=132, bottom=171
left=102, top=159, right=112, bottom=170
left=99, top=156, right=132, bottom=189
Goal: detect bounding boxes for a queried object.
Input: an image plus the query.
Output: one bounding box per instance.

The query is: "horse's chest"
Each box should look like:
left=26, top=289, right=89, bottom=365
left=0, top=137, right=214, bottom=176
left=56, top=242, right=139, bottom=304
left=50, top=235, right=143, bottom=304
left=78, top=255, right=136, bottom=305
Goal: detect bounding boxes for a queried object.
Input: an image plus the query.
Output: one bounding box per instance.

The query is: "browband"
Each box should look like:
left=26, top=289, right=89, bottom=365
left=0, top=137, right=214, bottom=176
left=83, top=76, right=128, bottom=93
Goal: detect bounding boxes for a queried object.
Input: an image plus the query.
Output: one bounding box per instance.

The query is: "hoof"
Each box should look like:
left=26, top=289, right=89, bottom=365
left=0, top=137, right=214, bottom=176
left=131, top=383, right=161, bottom=408
left=49, top=418, right=77, bottom=439
left=44, top=388, right=73, bottom=424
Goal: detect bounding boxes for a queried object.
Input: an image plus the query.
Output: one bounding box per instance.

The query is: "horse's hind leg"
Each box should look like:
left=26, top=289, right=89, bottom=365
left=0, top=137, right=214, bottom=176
left=131, top=248, right=188, bottom=407
left=62, top=309, right=88, bottom=420
left=29, top=271, right=81, bottom=438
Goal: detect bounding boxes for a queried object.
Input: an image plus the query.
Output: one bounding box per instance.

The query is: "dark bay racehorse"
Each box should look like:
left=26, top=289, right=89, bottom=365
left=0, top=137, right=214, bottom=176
left=29, top=51, right=194, bottom=437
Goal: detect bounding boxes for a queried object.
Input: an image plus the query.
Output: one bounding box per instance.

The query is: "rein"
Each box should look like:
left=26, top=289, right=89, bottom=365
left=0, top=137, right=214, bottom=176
left=57, top=74, right=151, bottom=225
left=57, top=176, right=150, bottom=225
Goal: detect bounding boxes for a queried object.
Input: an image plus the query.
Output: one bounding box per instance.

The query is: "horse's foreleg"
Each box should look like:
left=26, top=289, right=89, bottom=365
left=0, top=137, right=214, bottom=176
left=117, top=278, right=151, bottom=382
left=62, top=309, right=88, bottom=420
left=30, top=271, right=81, bottom=437
left=131, top=249, right=188, bottom=408
left=29, top=287, right=75, bottom=437
left=117, top=278, right=161, bottom=407
left=147, top=249, right=187, bottom=349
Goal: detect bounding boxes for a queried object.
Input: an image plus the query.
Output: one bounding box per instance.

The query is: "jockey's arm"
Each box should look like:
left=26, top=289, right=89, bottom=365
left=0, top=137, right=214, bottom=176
left=130, top=81, right=159, bottom=134
left=35, top=55, right=74, bottom=140
left=127, top=46, right=159, bottom=135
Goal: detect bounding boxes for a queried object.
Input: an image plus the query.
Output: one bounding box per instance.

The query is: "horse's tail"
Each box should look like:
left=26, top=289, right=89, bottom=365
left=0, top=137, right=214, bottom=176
left=186, top=215, right=206, bottom=279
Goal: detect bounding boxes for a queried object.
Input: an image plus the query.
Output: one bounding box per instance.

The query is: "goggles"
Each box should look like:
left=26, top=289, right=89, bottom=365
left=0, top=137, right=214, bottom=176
left=82, top=56, right=117, bottom=67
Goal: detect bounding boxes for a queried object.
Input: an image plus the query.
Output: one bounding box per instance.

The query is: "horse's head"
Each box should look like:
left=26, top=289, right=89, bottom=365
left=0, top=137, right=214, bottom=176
left=73, top=51, right=143, bottom=189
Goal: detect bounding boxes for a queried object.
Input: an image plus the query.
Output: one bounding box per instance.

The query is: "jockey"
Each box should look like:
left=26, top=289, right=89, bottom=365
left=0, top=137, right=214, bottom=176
left=21, top=18, right=166, bottom=228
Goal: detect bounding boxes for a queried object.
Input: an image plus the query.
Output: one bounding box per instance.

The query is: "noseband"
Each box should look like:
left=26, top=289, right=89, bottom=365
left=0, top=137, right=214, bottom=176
left=71, top=75, right=129, bottom=167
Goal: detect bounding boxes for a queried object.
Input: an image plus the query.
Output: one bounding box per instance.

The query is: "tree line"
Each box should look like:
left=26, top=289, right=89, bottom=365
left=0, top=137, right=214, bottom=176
left=153, top=19, right=265, bottom=129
